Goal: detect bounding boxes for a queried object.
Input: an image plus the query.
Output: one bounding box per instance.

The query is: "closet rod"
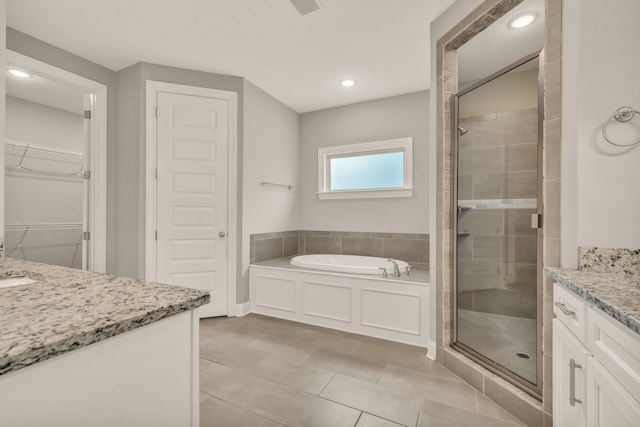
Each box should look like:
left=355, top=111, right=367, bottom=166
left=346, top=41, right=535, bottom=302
left=5, top=165, right=84, bottom=180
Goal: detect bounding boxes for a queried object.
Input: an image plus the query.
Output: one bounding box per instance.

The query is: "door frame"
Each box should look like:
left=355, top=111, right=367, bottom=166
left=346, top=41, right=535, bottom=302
left=144, top=80, right=238, bottom=317
left=5, top=50, right=108, bottom=273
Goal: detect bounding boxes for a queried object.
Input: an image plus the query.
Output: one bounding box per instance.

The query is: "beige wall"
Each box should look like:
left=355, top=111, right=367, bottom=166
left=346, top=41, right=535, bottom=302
left=562, top=0, right=640, bottom=268
left=299, top=91, right=430, bottom=234
left=241, top=80, right=300, bottom=302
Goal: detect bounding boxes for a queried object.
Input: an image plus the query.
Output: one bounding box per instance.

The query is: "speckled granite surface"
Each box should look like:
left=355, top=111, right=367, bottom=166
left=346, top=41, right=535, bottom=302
left=579, top=247, right=640, bottom=275
left=254, top=257, right=430, bottom=285
left=0, top=258, right=209, bottom=376
left=545, top=267, right=639, bottom=336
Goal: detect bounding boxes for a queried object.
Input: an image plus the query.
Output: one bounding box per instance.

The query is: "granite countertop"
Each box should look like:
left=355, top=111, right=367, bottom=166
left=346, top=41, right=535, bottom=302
left=545, top=267, right=640, bottom=336
left=0, top=258, right=209, bottom=376
left=253, top=257, right=430, bottom=285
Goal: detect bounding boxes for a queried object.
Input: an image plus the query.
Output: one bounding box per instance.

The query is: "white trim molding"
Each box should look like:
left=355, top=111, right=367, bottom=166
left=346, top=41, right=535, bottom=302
left=5, top=50, right=108, bottom=273
left=317, top=137, right=413, bottom=200
left=145, top=80, right=238, bottom=317
left=235, top=302, right=251, bottom=317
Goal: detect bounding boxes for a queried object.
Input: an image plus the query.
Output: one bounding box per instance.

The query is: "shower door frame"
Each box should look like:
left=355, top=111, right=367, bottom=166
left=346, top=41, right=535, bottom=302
left=450, top=50, right=544, bottom=398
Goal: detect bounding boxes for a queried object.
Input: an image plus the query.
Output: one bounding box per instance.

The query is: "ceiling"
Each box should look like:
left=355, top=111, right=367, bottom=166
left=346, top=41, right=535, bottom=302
left=6, top=0, right=458, bottom=113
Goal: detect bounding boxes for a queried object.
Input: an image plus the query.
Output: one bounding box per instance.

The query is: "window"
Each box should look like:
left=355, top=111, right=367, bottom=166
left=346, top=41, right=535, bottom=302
left=317, top=137, right=413, bottom=200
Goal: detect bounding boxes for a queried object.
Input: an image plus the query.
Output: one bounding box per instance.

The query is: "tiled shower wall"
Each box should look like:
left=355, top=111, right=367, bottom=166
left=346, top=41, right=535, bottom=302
left=250, top=230, right=429, bottom=271
left=456, top=109, right=538, bottom=318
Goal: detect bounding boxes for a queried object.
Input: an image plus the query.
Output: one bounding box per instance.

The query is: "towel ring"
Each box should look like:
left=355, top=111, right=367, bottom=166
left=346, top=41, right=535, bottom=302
left=602, top=106, right=640, bottom=147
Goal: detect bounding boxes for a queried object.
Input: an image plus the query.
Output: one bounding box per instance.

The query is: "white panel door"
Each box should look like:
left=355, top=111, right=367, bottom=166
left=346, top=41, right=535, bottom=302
left=156, top=92, right=228, bottom=318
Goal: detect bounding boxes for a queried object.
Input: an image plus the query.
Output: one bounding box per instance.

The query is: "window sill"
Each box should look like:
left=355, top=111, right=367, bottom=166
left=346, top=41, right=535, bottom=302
left=317, top=188, right=413, bottom=200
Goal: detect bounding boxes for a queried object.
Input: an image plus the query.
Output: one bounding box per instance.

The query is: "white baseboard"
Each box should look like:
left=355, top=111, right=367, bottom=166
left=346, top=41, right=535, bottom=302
left=235, top=301, right=251, bottom=317
left=427, top=340, right=437, bottom=360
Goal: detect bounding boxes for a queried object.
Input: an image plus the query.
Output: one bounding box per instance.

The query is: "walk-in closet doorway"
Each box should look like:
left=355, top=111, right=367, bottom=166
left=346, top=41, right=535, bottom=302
left=3, top=51, right=107, bottom=272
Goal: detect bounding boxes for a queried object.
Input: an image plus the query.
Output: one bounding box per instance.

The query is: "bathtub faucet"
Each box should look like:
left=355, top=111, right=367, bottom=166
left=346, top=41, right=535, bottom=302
left=387, top=258, right=401, bottom=277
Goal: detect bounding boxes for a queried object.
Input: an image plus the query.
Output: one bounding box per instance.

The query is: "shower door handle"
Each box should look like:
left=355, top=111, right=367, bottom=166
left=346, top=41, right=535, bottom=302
left=530, top=214, right=542, bottom=229
left=569, top=358, right=583, bottom=406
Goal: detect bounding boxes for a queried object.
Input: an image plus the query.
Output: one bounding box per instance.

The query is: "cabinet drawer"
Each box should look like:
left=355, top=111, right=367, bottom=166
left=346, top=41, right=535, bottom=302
left=554, top=283, right=588, bottom=342
left=587, top=306, right=640, bottom=403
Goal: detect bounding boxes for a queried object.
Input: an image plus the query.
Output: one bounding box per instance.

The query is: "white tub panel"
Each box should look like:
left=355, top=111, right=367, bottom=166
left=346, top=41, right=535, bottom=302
left=303, top=281, right=352, bottom=323
left=361, top=289, right=421, bottom=335
left=250, top=265, right=430, bottom=347
left=255, top=274, right=296, bottom=312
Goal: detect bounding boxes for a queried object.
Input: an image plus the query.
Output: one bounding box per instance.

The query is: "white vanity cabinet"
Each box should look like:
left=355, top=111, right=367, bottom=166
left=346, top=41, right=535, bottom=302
left=0, top=310, right=201, bottom=427
left=553, top=317, right=589, bottom=426
left=553, top=283, right=640, bottom=427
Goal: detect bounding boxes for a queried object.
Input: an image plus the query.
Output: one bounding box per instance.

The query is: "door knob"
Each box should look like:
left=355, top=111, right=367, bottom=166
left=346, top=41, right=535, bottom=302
left=219, top=231, right=226, bottom=238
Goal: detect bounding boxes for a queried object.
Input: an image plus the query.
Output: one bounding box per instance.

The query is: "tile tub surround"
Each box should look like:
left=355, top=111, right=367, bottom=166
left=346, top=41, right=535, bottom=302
left=545, top=266, right=640, bottom=335
left=578, top=246, right=640, bottom=275
left=251, top=230, right=429, bottom=270
left=0, top=257, right=209, bottom=375
left=251, top=231, right=300, bottom=264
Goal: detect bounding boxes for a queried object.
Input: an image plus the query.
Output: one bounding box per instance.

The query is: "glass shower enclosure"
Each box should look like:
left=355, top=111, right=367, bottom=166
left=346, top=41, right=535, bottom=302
left=452, top=53, right=543, bottom=396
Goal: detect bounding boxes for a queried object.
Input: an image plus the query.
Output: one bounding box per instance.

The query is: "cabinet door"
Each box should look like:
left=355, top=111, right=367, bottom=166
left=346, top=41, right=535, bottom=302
left=586, top=358, right=640, bottom=427
left=554, top=319, right=589, bottom=427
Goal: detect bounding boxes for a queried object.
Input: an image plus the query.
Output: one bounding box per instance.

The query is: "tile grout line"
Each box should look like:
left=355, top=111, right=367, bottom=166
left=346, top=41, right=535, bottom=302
left=352, top=411, right=363, bottom=427
left=317, top=372, right=337, bottom=395
left=318, top=374, right=421, bottom=426
left=414, top=397, right=424, bottom=427
left=317, top=390, right=413, bottom=427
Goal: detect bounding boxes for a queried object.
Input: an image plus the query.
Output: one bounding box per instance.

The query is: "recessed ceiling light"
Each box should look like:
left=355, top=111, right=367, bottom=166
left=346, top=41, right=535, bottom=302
left=340, top=79, right=355, bottom=88
left=508, top=12, right=538, bottom=29
left=7, top=68, right=32, bottom=79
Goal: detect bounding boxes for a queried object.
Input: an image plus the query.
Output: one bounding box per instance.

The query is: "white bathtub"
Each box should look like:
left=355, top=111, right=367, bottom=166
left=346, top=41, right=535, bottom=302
left=250, top=260, right=432, bottom=349
left=290, top=254, right=409, bottom=275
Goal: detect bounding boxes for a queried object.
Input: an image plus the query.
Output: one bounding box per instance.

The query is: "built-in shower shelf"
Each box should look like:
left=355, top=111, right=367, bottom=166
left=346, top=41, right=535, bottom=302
left=457, top=199, right=537, bottom=210
left=457, top=232, right=471, bottom=237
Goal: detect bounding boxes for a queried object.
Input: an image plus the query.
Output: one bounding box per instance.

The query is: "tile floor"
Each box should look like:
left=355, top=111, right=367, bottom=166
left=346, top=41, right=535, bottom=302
left=199, top=314, right=528, bottom=427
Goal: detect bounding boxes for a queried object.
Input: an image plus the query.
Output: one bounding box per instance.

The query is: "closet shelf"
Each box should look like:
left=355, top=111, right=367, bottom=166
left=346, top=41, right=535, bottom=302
left=6, top=223, right=83, bottom=231
left=5, top=139, right=85, bottom=180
